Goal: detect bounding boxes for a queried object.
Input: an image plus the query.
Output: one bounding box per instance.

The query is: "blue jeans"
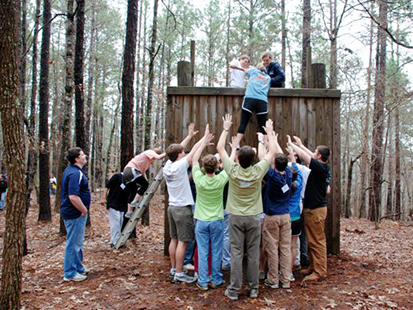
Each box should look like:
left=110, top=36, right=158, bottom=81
left=195, top=219, right=224, bottom=287
left=222, top=210, right=230, bottom=268
left=184, top=205, right=196, bottom=265
left=64, top=215, right=87, bottom=278
left=0, top=192, right=6, bottom=210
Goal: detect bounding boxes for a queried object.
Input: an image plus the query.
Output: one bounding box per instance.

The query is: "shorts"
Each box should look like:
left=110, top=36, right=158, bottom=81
left=291, top=218, right=303, bottom=236
left=242, top=98, right=268, bottom=115
left=168, top=205, right=194, bottom=242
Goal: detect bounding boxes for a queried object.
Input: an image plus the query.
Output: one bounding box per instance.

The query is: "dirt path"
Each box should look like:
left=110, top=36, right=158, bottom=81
left=1, top=194, right=412, bottom=309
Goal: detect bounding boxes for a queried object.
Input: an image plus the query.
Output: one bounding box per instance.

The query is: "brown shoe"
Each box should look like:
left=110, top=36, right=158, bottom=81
left=303, top=273, right=322, bottom=281
left=299, top=268, right=313, bottom=275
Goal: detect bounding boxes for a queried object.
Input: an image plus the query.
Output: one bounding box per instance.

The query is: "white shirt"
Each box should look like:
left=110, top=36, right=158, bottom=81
left=163, top=157, right=194, bottom=207
left=230, top=59, right=246, bottom=88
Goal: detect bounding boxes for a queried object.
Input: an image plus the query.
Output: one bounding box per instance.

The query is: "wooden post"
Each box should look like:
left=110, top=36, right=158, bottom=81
left=177, top=61, right=191, bottom=86
left=190, top=40, right=195, bottom=86
left=309, top=63, right=326, bottom=88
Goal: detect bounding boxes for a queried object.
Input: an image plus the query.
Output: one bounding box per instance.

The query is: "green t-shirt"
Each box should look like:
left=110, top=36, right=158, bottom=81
left=223, top=156, right=270, bottom=216
left=192, top=166, right=229, bottom=221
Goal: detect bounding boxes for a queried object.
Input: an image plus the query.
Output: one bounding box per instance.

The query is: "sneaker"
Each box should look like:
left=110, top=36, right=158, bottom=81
left=264, top=279, right=279, bottom=289
left=290, top=273, right=295, bottom=282
left=125, top=211, right=133, bottom=218
left=173, top=272, right=196, bottom=284
left=183, top=263, right=195, bottom=271
left=79, top=267, right=88, bottom=276
left=209, top=280, right=225, bottom=289
left=249, top=288, right=258, bottom=299
left=196, top=281, right=209, bottom=291
left=224, top=288, right=238, bottom=301
left=63, top=273, right=87, bottom=282
left=259, top=270, right=266, bottom=280
left=281, top=281, right=290, bottom=289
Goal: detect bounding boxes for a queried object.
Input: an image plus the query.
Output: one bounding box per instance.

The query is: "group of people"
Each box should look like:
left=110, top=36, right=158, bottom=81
left=164, top=113, right=331, bottom=300
left=58, top=51, right=331, bottom=302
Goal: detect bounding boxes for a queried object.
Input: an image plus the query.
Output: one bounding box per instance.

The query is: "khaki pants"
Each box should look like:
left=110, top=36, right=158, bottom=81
left=262, top=213, right=291, bottom=284
left=304, top=207, right=327, bottom=277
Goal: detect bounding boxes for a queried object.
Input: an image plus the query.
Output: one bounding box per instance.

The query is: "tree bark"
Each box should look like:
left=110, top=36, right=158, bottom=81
left=74, top=0, right=86, bottom=151
left=24, top=0, right=41, bottom=253
left=0, top=1, right=27, bottom=308
left=344, top=155, right=361, bottom=218
left=369, top=0, right=388, bottom=224
left=120, top=0, right=138, bottom=170
left=135, top=0, right=144, bottom=154
left=144, top=0, right=158, bottom=150
left=358, top=1, right=374, bottom=218
left=281, top=0, right=286, bottom=70
left=55, top=0, right=75, bottom=234
left=38, top=0, right=52, bottom=222
left=394, top=104, right=401, bottom=220
left=301, top=0, right=311, bottom=88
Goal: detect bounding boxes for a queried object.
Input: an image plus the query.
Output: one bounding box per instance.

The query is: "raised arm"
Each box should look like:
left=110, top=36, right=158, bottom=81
left=286, top=145, right=296, bottom=163
left=180, top=123, right=198, bottom=149
left=192, top=125, right=214, bottom=167
left=263, top=119, right=276, bottom=164
left=293, top=136, right=315, bottom=157
left=257, top=132, right=266, bottom=160
left=229, top=135, right=240, bottom=161
left=217, top=114, right=232, bottom=160
left=287, top=135, right=311, bottom=165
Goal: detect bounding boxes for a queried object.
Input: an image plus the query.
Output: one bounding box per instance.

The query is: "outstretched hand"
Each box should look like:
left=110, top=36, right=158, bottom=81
left=293, top=135, right=303, bottom=147
left=222, top=114, right=233, bottom=131
left=188, top=123, right=199, bottom=138
left=229, top=135, right=240, bottom=150
left=203, top=133, right=215, bottom=146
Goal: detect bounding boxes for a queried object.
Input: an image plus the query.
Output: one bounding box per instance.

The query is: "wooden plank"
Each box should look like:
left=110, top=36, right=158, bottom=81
left=167, top=86, right=341, bottom=98
left=299, top=97, right=308, bottom=143
left=274, top=97, right=283, bottom=134
left=306, top=98, right=316, bottom=150
left=207, top=95, right=217, bottom=153
left=165, top=95, right=175, bottom=146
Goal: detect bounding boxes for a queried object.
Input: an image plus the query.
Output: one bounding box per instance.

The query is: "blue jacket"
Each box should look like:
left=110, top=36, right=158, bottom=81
left=265, top=62, right=285, bottom=88
left=288, top=163, right=303, bottom=219
left=263, top=166, right=292, bottom=215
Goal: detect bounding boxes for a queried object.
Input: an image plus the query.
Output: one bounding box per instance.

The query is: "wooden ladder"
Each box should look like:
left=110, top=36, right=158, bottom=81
left=114, top=165, right=164, bottom=249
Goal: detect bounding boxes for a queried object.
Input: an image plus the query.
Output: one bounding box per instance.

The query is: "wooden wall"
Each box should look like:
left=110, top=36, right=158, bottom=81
left=165, top=86, right=341, bottom=255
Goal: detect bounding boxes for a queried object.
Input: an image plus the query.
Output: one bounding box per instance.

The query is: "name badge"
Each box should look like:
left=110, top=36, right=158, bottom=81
left=281, top=184, right=289, bottom=193
left=120, top=183, right=126, bottom=190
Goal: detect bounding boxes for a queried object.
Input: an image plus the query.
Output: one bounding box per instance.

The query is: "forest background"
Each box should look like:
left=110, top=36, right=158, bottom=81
left=0, top=0, right=413, bottom=308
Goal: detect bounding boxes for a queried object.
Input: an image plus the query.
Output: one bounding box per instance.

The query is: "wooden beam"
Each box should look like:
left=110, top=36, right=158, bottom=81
left=167, top=86, right=341, bottom=98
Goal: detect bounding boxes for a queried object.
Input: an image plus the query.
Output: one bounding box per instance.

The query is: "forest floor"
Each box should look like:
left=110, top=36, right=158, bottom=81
left=1, top=193, right=413, bottom=310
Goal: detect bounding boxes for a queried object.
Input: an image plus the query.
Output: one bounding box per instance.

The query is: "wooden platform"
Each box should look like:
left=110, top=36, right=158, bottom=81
left=166, top=86, right=341, bottom=255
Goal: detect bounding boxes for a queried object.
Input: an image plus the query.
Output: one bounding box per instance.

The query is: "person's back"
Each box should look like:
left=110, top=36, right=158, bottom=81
left=264, top=165, right=292, bottom=216
left=223, top=153, right=269, bottom=216
left=244, top=68, right=271, bottom=103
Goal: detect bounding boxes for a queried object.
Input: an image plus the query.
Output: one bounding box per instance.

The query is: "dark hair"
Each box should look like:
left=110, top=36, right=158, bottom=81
left=166, top=144, right=184, bottom=162
left=67, top=147, right=83, bottom=164
left=317, top=145, right=330, bottom=162
left=274, top=153, right=288, bottom=171
left=237, top=146, right=255, bottom=168
left=202, top=154, right=218, bottom=174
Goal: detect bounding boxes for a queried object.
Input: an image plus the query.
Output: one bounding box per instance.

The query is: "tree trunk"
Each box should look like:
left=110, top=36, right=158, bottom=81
left=55, top=0, right=75, bottom=234
left=85, top=0, right=96, bottom=164
left=394, top=104, right=401, bottom=220
left=358, top=1, right=374, bottom=218
left=24, top=0, right=41, bottom=252
left=344, top=155, right=361, bottom=218
left=301, top=0, right=311, bottom=88
left=0, top=1, right=27, bottom=308
left=38, top=0, right=52, bottom=222
left=19, top=0, right=27, bottom=111
left=385, top=112, right=393, bottom=216
left=281, top=0, right=286, bottom=70
left=225, top=0, right=231, bottom=86
left=120, top=0, right=138, bottom=170
left=144, top=0, right=158, bottom=150
left=74, top=0, right=86, bottom=151
left=134, top=0, right=144, bottom=154
left=369, top=0, right=388, bottom=224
